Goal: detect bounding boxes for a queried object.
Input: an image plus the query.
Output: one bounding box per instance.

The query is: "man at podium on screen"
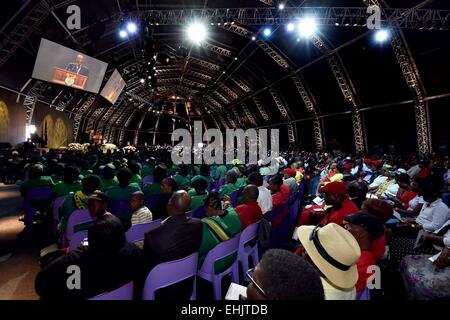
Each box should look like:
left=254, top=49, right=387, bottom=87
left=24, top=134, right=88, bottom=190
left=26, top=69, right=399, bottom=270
left=65, top=54, right=89, bottom=77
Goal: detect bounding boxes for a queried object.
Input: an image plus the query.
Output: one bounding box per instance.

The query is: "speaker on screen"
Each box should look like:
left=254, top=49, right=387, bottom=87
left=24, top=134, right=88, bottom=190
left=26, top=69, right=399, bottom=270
left=31, top=38, right=108, bottom=94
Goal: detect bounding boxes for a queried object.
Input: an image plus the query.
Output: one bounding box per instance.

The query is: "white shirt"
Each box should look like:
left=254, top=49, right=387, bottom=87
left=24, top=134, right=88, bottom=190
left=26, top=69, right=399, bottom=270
left=384, top=183, right=399, bottom=198
left=432, top=220, right=450, bottom=250
left=131, top=206, right=153, bottom=226
left=369, top=176, right=388, bottom=189
left=321, top=278, right=356, bottom=300
left=407, top=165, right=420, bottom=178
left=408, top=195, right=425, bottom=211
left=257, top=186, right=273, bottom=214
left=416, top=199, right=450, bottom=232
left=283, top=177, right=298, bottom=193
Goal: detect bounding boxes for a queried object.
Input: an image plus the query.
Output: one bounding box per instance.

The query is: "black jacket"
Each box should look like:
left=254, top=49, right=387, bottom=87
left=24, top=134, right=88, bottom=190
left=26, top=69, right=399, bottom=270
left=35, top=242, right=142, bottom=300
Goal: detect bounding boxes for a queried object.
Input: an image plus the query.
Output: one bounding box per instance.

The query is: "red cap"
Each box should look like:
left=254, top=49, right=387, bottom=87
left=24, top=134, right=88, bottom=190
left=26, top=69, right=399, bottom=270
left=319, top=181, right=348, bottom=195
left=284, top=168, right=296, bottom=176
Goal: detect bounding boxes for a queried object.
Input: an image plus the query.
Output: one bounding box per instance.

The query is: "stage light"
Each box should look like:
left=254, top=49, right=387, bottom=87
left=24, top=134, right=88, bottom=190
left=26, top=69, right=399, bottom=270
left=126, top=22, right=138, bottom=33
left=263, top=28, right=271, bottom=37
left=375, top=29, right=390, bottom=43
left=186, top=22, right=207, bottom=44
left=119, top=29, right=127, bottom=39
left=251, top=36, right=256, bottom=41
left=278, top=3, right=285, bottom=10
left=140, top=78, right=145, bottom=84
left=298, top=17, right=317, bottom=38
left=287, top=22, right=295, bottom=32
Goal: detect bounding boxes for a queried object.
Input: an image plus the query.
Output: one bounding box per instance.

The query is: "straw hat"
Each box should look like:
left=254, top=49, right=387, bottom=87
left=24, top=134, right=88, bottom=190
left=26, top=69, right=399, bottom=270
left=297, top=223, right=361, bottom=289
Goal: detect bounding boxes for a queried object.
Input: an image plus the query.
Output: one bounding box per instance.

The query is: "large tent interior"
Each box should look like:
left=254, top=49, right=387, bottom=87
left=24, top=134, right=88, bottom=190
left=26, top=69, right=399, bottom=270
left=0, top=0, right=449, bottom=301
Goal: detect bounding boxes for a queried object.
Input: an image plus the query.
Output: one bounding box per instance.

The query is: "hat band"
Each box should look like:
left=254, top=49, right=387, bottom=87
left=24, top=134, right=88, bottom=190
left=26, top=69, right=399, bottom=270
left=310, top=226, right=352, bottom=272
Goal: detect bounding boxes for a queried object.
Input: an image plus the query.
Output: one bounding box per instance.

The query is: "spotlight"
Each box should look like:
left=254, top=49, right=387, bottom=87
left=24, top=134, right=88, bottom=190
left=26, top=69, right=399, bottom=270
left=298, top=17, right=317, bottom=38
left=140, top=78, right=145, bottom=84
left=119, top=29, right=128, bottom=39
left=286, top=22, right=295, bottom=32
left=186, top=22, right=207, bottom=44
left=126, top=22, right=138, bottom=34
left=278, top=3, right=285, bottom=10
left=263, top=28, right=271, bottom=37
left=375, top=29, right=390, bottom=43
left=251, top=36, right=256, bottom=41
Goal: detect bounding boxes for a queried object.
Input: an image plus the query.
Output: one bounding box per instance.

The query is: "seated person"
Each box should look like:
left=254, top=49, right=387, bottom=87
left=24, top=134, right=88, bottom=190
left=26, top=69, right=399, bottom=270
left=199, top=192, right=241, bottom=273
left=214, top=163, right=228, bottom=181
left=154, top=177, right=178, bottom=220
left=77, top=159, right=92, bottom=178
left=142, top=165, right=166, bottom=196
left=293, top=162, right=305, bottom=182
left=395, top=178, right=425, bottom=217
left=282, top=168, right=298, bottom=194
left=387, top=173, right=417, bottom=210
left=72, top=191, right=113, bottom=234
left=191, top=164, right=213, bottom=186
left=367, top=165, right=390, bottom=192
left=268, top=175, right=290, bottom=208
left=297, top=223, right=361, bottom=300
left=99, top=164, right=119, bottom=191
left=128, top=162, right=142, bottom=185
left=141, top=191, right=202, bottom=300
left=188, top=178, right=209, bottom=212
left=219, top=170, right=239, bottom=198
left=246, top=249, right=324, bottom=300
left=106, top=168, right=141, bottom=202
left=52, top=166, right=82, bottom=198
left=347, top=181, right=368, bottom=210
left=58, top=175, right=101, bottom=236
left=130, top=191, right=153, bottom=226
left=235, top=185, right=263, bottom=230
left=343, top=213, right=385, bottom=293
left=234, top=166, right=247, bottom=189
left=247, top=172, right=272, bottom=214
left=173, top=164, right=191, bottom=190
left=35, top=215, right=141, bottom=300
left=20, top=164, right=54, bottom=198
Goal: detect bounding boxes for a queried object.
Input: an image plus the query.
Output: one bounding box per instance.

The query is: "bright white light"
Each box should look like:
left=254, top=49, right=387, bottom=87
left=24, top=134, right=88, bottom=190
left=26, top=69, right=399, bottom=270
left=140, top=78, right=145, bottom=84
left=278, top=3, right=285, bottom=10
left=298, top=17, right=317, bottom=38
left=375, top=29, right=390, bottom=43
left=126, top=22, right=138, bottom=33
left=251, top=36, right=256, bottom=41
left=197, top=142, right=204, bottom=148
left=287, top=23, right=295, bottom=32
left=187, top=22, right=207, bottom=44
left=119, top=29, right=127, bottom=39
left=28, top=125, right=36, bottom=134
left=263, top=28, right=271, bottom=37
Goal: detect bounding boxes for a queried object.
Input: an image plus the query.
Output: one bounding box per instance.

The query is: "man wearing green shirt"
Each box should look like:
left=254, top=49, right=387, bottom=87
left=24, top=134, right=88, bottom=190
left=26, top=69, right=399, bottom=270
left=129, top=162, right=142, bottom=185
left=20, top=164, right=54, bottom=197
left=52, top=166, right=82, bottom=198
left=191, top=164, right=213, bottom=186
left=142, top=165, right=166, bottom=196
left=199, top=192, right=242, bottom=274
left=173, top=165, right=191, bottom=190
left=234, top=166, right=247, bottom=189
left=215, top=164, right=228, bottom=181
left=188, top=179, right=209, bottom=211
left=219, top=170, right=239, bottom=198
left=100, top=164, right=119, bottom=191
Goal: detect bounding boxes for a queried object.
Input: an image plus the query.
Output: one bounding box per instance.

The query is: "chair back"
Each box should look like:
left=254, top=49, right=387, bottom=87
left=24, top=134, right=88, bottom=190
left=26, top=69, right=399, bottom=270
left=70, top=230, right=88, bottom=251
left=142, top=253, right=199, bottom=300
left=144, top=194, right=161, bottom=210
left=239, top=222, right=260, bottom=251
left=230, top=190, right=240, bottom=207
left=25, top=187, right=52, bottom=207
left=89, top=281, right=134, bottom=300
left=191, top=206, right=206, bottom=219
left=65, top=209, right=93, bottom=244
left=109, top=199, right=132, bottom=222
left=356, top=287, right=371, bottom=300
left=126, top=219, right=162, bottom=243
left=53, top=195, right=66, bottom=235
left=199, top=235, right=240, bottom=275
left=143, top=175, right=154, bottom=185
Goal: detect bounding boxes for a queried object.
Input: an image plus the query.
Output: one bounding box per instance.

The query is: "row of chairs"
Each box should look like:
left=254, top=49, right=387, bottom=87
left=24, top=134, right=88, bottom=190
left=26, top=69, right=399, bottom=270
left=73, top=219, right=261, bottom=300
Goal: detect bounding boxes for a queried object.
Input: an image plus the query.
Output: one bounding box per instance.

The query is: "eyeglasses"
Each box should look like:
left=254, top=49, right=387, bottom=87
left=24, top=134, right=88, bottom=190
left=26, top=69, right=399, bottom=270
left=246, top=268, right=268, bottom=299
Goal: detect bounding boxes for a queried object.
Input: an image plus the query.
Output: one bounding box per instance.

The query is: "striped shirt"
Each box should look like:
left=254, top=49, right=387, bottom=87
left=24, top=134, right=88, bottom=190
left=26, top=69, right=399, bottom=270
left=131, top=206, right=153, bottom=226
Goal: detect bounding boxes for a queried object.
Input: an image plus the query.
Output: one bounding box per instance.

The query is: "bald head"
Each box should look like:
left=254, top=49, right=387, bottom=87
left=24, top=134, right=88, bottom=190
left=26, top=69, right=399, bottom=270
left=242, top=184, right=259, bottom=203
left=167, top=190, right=191, bottom=216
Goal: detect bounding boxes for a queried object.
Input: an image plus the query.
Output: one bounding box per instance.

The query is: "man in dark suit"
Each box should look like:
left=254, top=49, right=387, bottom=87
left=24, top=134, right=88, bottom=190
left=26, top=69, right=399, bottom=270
left=66, top=54, right=89, bottom=77
left=141, top=190, right=202, bottom=299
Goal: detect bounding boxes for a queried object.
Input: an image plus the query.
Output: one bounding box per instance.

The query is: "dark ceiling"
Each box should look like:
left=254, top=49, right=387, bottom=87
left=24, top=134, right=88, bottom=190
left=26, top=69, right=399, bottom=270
left=0, top=0, right=449, bottom=149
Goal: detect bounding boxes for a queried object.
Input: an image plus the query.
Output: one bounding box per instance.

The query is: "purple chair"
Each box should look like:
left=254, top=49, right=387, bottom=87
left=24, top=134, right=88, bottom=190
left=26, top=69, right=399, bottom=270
left=53, top=195, right=66, bottom=236
left=230, top=190, right=240, bottom=207
left=24, top=187, right=53, bottom=232
left=237, top=222, right=260, bottom=284
left=288, top=198, right=300, bottom=229
left=264, top=205, right=289, bottom=249
left=191, top=206, right=206, bottom=219
left=144, top=194, right=161, bottom=210
left=142, top=252, right=199, bottom=300
left=143, top=175, right=154, bottom=185
left=70, top=230, right=88, bottom=251
left=212, top=178, right=225, bottom=192
left=109, top=199, right=132, bottom=224
left=89, top=281, right=134, bottom=300
left=125, top=219, right=162, bottom=243
left=197, top=235, right=240, bottom=300
left=64, top=209, right=93, bottom=246
left=356, top=287, right=371, bottom=300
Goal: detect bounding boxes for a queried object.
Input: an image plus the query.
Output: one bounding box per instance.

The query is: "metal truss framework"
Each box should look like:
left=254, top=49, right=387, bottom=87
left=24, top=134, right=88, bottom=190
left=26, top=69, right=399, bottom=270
left=269, top=88, right=296, bottom=144
left=204, top=95, right=223, bottom=111
left=72, top=94, right=96, bottom=142
left=219, top=84, right=239, bottom=100
left=85, top=107, right=107, bottom=133
left=363, top=0, right=431, bottom=155
left=102, top=97, right=128, bottom=141
left=23, top=81, right=47, bottom=124
left=242, top=103, right=257, bottom=127
left=292, top=75, right=324, bottom=150
left=232, top=109, right=244, bottom=129
left=119, top=109, right=139, bottom=145
left=212, top=90, right=230, bottom=105
left=189, top=57, right=221, bottom=72
left=311, top=34, right=366, bottom=153
left=201, top=43, right=232, bottom=57
left=125, top=7, right=450, bottom=30
left=134, top=111, right=148, bottom=145
left=230, top=76, right=252, bottom=93
left=253, top=96, right=269, bottom=122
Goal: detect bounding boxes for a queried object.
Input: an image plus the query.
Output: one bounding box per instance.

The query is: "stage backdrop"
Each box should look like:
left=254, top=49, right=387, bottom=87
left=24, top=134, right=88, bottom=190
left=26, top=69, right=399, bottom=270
left=0, top=87, right=74, bottom=148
